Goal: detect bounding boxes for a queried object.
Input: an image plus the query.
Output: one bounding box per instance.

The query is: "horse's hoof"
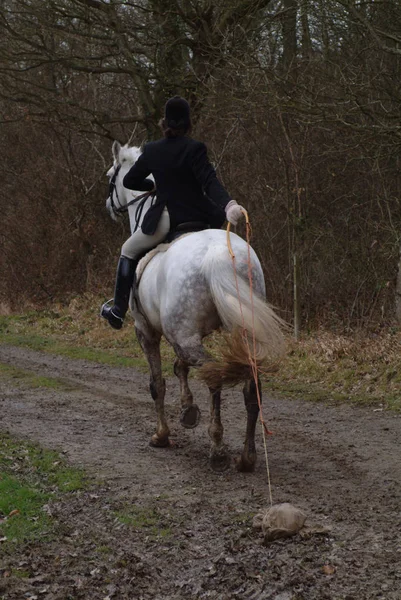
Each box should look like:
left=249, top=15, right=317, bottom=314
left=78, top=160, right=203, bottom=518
left=210, top=448, right=231, bottom=473
left=149, top=434, right=170, bottom=448
left=180, top=404, right=201, bottom=429
left=235, top=454, right=256, bottom=473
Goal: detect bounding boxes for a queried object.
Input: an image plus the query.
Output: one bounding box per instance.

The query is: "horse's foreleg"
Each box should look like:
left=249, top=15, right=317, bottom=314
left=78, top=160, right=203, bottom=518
left=208, top=387, right=231, bottom=472
left=236, top=377, right=261, bottom=472
left=174, top=358, right=201, bottom=429
left=135, top=326, right=170, bottom=447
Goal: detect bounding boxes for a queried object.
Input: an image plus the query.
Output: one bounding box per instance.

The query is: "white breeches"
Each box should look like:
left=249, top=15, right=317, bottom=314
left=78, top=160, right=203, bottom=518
left=121, top=208, right=170, bottom=260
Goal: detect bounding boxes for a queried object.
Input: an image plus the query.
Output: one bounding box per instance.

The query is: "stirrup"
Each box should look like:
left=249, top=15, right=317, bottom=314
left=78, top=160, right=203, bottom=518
left=100, top=300, right=124, bottom=330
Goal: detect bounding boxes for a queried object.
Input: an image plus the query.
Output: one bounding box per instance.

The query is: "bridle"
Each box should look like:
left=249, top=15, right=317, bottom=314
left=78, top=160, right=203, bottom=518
left=108, top=164, right=124, bottom=213
left=108, top=162, right=157, bottom=232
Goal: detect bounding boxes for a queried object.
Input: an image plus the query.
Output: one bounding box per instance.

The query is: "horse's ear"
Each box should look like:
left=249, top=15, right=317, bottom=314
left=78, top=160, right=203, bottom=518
left=112, top=140, right=121, bottom=162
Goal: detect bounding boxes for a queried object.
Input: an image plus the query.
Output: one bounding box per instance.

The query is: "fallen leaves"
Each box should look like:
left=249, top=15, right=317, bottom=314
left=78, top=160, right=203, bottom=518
left=0, top=508, right=21, bottom=527
left=322, top=564, right=336, bottom=575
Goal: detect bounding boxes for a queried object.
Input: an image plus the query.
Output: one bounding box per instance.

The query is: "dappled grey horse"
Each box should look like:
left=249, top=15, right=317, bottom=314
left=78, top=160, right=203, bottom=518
left=106, top=141, right=285, bottom=471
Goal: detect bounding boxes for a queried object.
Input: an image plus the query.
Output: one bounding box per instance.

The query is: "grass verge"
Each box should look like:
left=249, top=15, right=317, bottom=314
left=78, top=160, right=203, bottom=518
left=0, top=363, right=72, bottom=390
left=0, top=433, right=90, bottom=548
left=0, top=295, right=400, bottom=410
left=0, top=300, right=168, bottom=373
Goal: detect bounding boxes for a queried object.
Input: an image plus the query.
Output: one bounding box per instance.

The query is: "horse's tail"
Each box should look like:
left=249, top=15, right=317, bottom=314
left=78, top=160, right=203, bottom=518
left=199, top=245, right=287, bottom=388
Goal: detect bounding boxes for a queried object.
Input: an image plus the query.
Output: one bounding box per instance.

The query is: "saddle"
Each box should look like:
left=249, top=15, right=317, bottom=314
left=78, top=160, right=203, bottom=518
left=165, top=221, right=210, bottom=243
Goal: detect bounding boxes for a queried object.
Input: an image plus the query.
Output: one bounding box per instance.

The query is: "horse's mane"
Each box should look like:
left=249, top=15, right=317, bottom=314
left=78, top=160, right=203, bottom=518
left=119, top=144, right=142, bottom=165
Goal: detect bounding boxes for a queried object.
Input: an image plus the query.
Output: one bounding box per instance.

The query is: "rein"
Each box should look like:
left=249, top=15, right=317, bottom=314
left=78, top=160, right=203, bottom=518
left=132, top=191, right=157, bottom=233
left=108, top=163, right=156, bottom=232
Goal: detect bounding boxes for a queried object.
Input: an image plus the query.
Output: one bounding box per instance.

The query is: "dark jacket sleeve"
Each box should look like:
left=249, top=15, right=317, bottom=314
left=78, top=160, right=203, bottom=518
left=122, top=148, right=155, bottom=192
left=189, top=142, right=231, bottom=209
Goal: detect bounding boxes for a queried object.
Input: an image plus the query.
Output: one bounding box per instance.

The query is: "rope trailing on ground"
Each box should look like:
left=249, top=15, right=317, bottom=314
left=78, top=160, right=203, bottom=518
left=226, top=212, right=274, bottom=507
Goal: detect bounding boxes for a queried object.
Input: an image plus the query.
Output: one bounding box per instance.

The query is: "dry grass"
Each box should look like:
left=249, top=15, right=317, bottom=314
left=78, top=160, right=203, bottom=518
left=266, top=329, right=401, bottom=410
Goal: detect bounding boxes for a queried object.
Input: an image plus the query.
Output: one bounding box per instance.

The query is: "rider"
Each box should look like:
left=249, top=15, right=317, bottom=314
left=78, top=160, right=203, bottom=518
left=101, top=96, right=246, bottom=330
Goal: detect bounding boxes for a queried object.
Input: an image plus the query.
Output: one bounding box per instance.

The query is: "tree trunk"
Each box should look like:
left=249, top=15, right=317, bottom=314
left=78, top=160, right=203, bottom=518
left=293, top=252, right=301, bottom=340
left=300, top=0, right=313, bottom=59
left=396, top=243, right=401, bottom=323
left=282, top=0, right=298, bottom=70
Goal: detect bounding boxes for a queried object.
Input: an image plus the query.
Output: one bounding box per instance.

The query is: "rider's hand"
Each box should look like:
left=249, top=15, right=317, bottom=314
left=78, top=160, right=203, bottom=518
left=225, top=200, right=245, bottom=226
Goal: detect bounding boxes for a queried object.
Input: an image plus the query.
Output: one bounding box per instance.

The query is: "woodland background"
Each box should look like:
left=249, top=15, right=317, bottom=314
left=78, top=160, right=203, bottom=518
left=1, top=0, right=401, bottom=331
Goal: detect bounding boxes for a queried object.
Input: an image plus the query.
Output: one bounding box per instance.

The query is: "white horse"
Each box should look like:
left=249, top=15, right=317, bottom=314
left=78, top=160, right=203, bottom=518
left=106, top=141, right=286, bottom=472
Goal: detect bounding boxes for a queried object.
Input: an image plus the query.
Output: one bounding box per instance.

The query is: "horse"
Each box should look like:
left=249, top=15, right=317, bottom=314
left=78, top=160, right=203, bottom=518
left=105, top=140, right=286, bottom=472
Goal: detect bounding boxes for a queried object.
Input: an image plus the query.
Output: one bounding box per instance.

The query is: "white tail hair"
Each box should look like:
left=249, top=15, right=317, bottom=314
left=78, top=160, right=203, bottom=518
left=199, top=244, right=287, bottom=387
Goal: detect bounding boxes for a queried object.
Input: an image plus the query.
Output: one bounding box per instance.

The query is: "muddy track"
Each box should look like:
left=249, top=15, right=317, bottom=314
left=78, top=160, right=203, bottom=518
left=0, top=343, right=400, bottom=600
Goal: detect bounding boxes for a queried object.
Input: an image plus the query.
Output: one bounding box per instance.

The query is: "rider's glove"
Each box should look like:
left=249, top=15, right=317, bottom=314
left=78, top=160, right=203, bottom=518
left=225, top=200, right=245, bottom=226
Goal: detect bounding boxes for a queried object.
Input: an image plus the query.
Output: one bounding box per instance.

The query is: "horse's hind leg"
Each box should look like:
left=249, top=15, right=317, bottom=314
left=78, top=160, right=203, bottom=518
left=174, top=358, right=201, bottom=429
left=173, top=340, right=230, bottom=472
left=208, top=387, right=231, bottom=472
left=135, top=324, right=170, bottom=447
left=236, top=377, right=261, bottom=472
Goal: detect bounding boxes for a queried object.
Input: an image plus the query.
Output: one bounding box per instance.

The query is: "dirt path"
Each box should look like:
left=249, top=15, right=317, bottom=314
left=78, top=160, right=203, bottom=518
left=0, top=344, right=400, bottom=600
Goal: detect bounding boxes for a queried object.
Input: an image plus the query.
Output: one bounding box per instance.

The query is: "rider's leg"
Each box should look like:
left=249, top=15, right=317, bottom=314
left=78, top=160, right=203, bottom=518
left=101, top=209, right=170, bottom=329
left=101, top=256, right=137, bottom=329
left=120, top=207, right=170, bottom=261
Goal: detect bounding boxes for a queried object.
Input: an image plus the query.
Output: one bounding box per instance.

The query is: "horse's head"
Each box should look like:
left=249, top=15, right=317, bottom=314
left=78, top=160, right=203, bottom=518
left=106, top=140, right=145, bottom=220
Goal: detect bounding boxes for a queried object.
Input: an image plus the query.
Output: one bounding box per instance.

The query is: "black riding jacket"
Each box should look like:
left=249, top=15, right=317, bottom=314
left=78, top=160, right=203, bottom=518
left=122, top=136, right=230, bottom=235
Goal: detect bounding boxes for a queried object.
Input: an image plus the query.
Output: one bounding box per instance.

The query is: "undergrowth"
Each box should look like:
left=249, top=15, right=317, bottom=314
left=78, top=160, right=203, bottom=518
left=265, top=330, right=401, bottom=410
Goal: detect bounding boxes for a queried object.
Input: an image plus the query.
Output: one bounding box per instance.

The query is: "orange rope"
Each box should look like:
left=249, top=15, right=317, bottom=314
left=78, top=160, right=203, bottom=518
left=226, top=213, right=274, bottom=506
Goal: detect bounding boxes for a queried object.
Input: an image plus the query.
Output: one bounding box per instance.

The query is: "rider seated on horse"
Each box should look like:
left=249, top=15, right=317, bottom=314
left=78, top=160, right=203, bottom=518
left=101, top=96, right=246, bottom=330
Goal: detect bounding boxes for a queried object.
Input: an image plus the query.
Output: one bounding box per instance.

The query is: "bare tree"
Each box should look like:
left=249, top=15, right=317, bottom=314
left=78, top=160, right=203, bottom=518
left=1, top=0, right=401, bottom=329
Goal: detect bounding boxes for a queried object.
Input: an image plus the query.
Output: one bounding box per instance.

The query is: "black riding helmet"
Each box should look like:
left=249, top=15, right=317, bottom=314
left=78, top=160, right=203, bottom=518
left=164, top=96, right=191, bottom=130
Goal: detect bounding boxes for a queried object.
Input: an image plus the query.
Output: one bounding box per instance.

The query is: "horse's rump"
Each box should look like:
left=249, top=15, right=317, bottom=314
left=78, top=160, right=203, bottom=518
left=135, top=229, right=286, bottom=387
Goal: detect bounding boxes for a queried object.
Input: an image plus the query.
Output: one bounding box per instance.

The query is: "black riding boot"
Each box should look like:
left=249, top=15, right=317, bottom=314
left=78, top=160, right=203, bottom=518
left=101, top=256, right=138, bottom=330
